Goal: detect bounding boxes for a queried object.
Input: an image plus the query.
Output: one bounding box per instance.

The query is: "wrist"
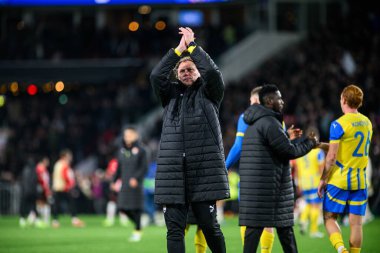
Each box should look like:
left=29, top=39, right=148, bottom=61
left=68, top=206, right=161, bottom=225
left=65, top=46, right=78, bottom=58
left=187, top=41, right=197, bottom=54
left=174, top=47, right=185, bottom=56
left=188, top=41, right=196, bottom=47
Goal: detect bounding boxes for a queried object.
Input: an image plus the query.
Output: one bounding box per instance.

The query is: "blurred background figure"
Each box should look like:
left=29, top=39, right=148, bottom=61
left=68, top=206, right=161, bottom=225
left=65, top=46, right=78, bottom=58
left=52, top=149, right=85, bottom=228
left=103, top=157, right=129, bottom=227
left=293, top=126, right=325, bottom=238
left=35, top=156, right=52, bottom=227
left=19, top=156, right=38, bottom=228
left=114, top=126, right=148, bottom=242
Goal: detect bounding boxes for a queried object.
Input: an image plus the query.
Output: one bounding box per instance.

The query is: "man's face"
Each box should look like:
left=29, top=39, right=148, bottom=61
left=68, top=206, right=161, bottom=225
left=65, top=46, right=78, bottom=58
left=124, top=129, right=138, bottom=146
left=272, top=91, right=284, bottom=113
left=177, top=60, right=200, bottom=86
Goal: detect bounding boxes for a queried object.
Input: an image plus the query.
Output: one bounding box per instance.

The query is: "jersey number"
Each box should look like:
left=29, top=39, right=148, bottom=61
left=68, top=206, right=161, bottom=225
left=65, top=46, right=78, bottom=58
left=352, top=131, right=370, bottom=157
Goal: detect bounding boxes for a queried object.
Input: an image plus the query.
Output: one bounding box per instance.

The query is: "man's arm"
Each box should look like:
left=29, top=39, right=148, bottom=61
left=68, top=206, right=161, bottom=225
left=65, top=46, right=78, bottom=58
left=191, top=46, right=224, bottom=104
left=225, top=115, right=247, bottom=169
left=266, top=120, right=318, bottom=160
left=179, top=27, right=224, bottom=104
left=317, top=143, right=339, bottom=198
left=150, top=36, right=185, bottom=107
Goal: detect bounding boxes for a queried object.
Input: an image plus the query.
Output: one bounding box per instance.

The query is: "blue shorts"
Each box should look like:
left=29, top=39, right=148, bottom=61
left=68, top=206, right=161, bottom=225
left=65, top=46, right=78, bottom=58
left=302, top=188, right=322, bottom=204
left=323, top=184, right=367, bottom=216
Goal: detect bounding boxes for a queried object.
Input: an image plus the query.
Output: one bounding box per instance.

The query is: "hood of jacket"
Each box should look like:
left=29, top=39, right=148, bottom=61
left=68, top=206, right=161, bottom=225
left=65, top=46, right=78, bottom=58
left=243, top=104, right=283, bottom=125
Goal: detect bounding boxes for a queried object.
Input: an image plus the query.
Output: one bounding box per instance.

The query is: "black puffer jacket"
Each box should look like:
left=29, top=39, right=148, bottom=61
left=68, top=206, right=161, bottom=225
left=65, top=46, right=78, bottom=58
left=115, top=142, right=148, bottom=210
left=239, top=104, right=316, bottom=227
left=150, top=46, right=230, bottom=205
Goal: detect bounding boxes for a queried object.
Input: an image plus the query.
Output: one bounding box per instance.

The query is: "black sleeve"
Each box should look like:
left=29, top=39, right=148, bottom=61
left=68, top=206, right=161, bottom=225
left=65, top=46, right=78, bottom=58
left=150, top=49, right=180, bottom=107
left=265, top=119, right=315, bottom=160
left=191, top=46, right=224, bottom=105
left=132, top=148, right=148, bottom=182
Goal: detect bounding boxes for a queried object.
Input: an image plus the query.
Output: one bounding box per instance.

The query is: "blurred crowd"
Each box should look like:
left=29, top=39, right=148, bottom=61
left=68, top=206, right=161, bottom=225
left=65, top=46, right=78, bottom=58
left=1, top=1, right=380, bottom=217
left=0, top=13, right=243, bottom=60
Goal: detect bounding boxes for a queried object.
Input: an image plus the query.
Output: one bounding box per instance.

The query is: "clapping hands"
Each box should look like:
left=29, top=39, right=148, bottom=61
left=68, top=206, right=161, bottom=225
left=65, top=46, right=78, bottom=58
left=175, top=27, right=195, bottom=54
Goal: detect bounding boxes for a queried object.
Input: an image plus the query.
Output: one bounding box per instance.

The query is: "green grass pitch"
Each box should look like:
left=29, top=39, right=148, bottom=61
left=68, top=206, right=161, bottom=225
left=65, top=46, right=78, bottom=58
left=0, top=215, right=379, bottom=253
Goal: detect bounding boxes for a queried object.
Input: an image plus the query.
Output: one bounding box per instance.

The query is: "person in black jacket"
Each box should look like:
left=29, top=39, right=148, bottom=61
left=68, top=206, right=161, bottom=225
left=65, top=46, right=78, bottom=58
left=19, top=157, right=38, bottom=228
left=150, top=27, right=230, bottom=253
left=113, top=126, right=148, bottom=242
left=239, top=84, right=319, bottom=253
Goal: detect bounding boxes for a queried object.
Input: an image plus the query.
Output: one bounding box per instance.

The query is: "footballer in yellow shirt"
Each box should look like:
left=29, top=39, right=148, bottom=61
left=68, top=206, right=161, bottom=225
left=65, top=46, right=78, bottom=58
left=318, top=85, right=372, bottom=253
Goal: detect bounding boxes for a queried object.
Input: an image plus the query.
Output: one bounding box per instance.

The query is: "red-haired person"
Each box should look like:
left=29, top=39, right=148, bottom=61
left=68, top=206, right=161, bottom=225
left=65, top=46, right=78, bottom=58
left=318, top=85, right=372, bottom=253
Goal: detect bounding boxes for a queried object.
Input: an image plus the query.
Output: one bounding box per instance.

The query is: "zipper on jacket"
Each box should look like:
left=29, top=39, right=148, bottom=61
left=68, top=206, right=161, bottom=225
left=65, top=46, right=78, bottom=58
left=181, top=88, right=188, bottom=202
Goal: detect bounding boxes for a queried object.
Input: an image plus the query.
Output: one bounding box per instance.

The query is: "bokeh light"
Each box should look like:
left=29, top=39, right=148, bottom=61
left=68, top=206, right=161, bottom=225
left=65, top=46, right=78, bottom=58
left=128, top=21, right=139, bottom=32
left=27, top=84, right=38, bottom=96
left=59, top=94, right=68, bottom=105
left=55, top=81, right=65, bottom=92
left=0, top=95, right=5, bottom=107
left=10, top=82, right=19, bottom=93
left=155, top=21, right=166, bottom=31
left=138, top=5, right=151, bottom=15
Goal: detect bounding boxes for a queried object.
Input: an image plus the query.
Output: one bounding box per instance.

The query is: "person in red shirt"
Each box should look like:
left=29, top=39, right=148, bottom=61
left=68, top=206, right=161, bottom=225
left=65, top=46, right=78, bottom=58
left=51, top=149, right=85, bottom=228
left=35, top=156, right=52, bottom=226
left=103, top=158, right=129, bottom=227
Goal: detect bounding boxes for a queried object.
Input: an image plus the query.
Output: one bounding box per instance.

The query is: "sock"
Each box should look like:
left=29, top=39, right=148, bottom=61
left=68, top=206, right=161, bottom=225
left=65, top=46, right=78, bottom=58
left=194, top=227, right=207, bottom=253
left=240, top=226, right=246, bottom=245
left=300, top=204, right=310, bottom=225
left=350, top=248, right=361, bottom=253
left=42, top=205, right=51, bottom=224
left=260, top=229, right=275, bottom=253
left=106, top=201, right=116, bottom=222
left=330, top=232, right=346, bottom=252
left=310, top=207, right=320, bottom=234
left=119, top=212, right=128, bottom=225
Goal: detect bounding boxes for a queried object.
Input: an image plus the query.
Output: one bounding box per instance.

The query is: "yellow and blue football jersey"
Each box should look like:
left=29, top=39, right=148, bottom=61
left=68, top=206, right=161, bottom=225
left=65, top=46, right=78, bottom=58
left=328, top=113, right=372, bottom=190
left=296, top=148, right=325, bottom=191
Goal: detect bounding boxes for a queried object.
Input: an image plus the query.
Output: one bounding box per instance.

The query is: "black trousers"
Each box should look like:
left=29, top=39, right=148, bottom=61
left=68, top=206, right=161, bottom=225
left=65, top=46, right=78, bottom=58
left=52, top=191, right=77, bottom=220
left=120, top=209, right=142, bottom=231
left=164, top=201, right=226, bottom=253
left=244, top=226, right=298, bottom=253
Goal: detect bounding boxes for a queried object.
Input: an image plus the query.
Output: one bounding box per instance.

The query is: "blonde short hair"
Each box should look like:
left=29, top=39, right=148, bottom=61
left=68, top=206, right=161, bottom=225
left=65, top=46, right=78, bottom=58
left=341, top=84, right=363, bottom=109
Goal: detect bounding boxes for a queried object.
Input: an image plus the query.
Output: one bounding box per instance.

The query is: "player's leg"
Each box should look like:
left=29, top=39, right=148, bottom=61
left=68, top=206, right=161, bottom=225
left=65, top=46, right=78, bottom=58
left=240, top=226, right=246, bottom=245
left=51, top=192, right=61, bottom=228
left=192, top=201, right=226, bottom=253
left=348, top=214, right=362, bottom=253
left=244, top=227, right=263, bottom=253
left=276, top=226, right=298, bottom=253
left=323, top=185, right=349, bottom=253
left=68, top=192, right=84, bottom=227
left=124, top=210, right=143, bottom=242
left=347, top=188, right=367, bottom=253
left=194, top=226, right=207, bottom=253
left=309, top=199, right=324, bottom=238
left=299, top=203, right=310, bottom=234
left=260, top=227, right=275, bottom=253
left=164, top=204, right=188, bottom=253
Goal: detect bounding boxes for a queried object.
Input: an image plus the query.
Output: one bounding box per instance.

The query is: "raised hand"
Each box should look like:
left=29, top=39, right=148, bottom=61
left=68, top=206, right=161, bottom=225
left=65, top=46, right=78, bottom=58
left=175, top=35, right=187, bottom=54
left=179, top=27, right=195, bottom=46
